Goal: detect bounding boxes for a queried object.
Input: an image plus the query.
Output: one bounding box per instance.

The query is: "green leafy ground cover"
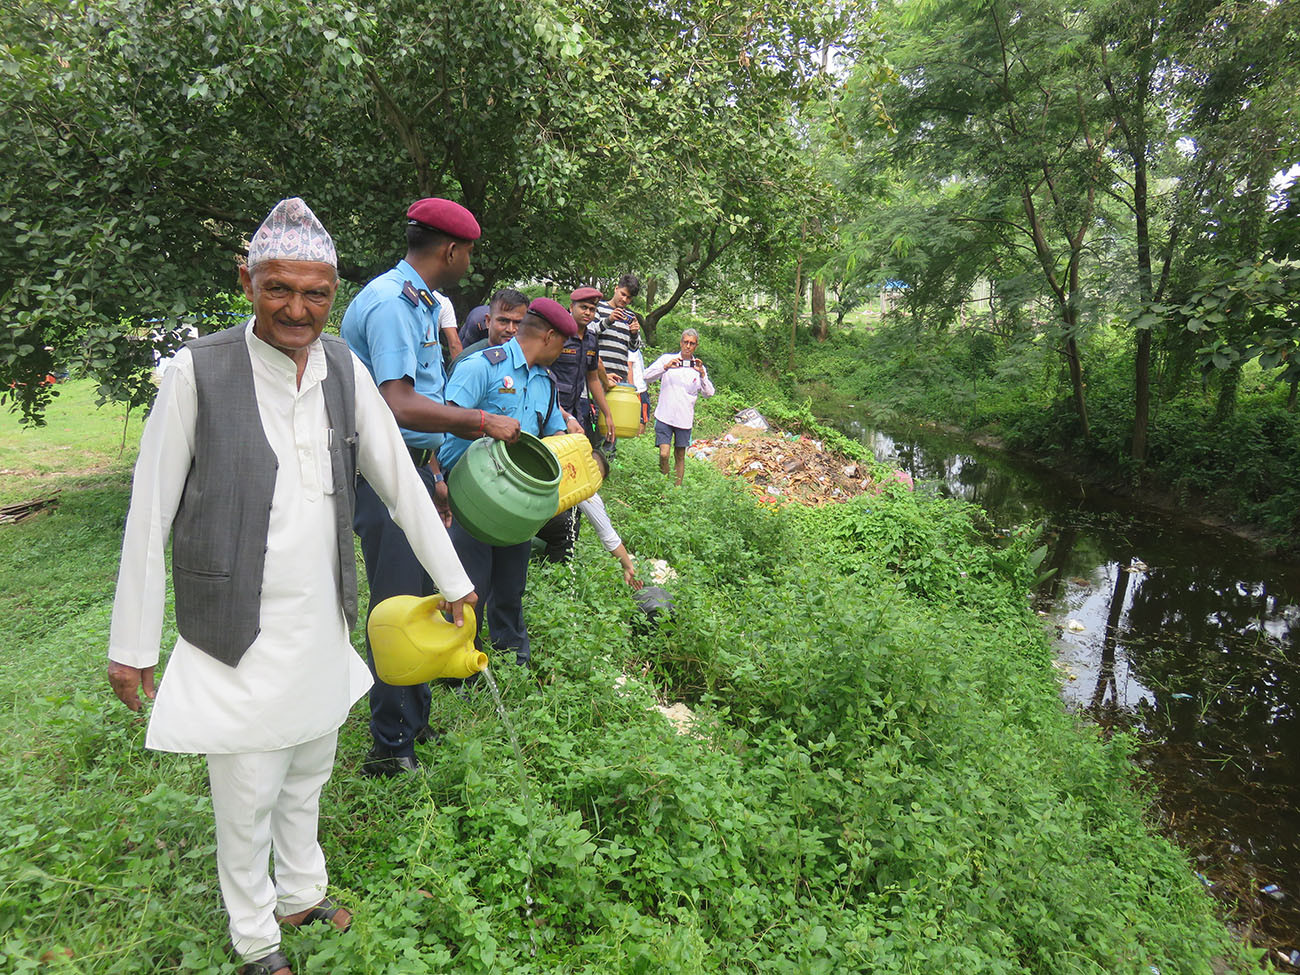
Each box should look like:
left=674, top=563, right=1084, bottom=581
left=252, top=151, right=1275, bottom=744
left=0, top=379, right=1260, bottom=972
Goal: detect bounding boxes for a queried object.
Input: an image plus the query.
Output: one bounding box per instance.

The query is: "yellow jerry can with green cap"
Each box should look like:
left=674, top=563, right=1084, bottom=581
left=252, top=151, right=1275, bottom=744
left=543, top=433, right=605, bottom=515
left=597, top=384, right=642, bottom=439
left=367, top=594, right=487, bottom=685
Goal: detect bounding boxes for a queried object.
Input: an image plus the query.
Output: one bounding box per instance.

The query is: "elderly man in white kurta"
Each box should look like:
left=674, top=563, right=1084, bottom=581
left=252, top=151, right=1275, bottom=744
left=107, top=198, right=476, bottom=975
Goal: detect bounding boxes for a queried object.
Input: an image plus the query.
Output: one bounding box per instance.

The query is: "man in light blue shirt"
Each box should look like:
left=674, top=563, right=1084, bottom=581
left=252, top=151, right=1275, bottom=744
left=341, top=198, right=519, bottom=777
left=440, top=298, right=579, bottom=667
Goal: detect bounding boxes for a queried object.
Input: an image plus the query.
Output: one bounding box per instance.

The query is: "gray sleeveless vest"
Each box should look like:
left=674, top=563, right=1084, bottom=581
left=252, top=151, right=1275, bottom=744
left=171, top=328, right=358, bottom=667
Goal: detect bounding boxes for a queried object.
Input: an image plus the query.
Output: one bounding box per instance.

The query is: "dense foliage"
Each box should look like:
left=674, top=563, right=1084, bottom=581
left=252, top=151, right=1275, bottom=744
left=0, top=381, right=1258, bottom=972
left=748, top=317, right=1300, bottom=548
left=825, top=0, right=1299, bottom=461
left=0, top=0, right=882, bottom=422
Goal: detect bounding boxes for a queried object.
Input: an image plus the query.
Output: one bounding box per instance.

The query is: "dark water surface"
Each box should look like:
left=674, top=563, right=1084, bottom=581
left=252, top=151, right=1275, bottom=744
left=845, top=418, right=1300, bottom=951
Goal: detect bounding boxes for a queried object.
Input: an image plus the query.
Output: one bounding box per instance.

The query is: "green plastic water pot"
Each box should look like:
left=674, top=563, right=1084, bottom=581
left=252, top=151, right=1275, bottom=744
left=448, top=432, right=562, bottom=546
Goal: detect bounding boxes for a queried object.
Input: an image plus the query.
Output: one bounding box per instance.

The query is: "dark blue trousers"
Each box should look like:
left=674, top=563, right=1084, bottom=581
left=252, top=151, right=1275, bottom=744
left=354, top=470, right=438, bottom=758
left=448, top=518, right=533, bottom=666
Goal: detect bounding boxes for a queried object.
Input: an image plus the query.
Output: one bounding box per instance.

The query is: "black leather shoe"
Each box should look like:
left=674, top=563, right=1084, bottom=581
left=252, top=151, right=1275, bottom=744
left=360, top=749, right=421, bottom=777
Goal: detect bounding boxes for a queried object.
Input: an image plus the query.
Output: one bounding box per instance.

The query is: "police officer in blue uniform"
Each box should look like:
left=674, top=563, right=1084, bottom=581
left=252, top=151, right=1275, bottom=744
left=440, top=298, right=582, bottom=666
left=341, top=198, right=520, bottom=777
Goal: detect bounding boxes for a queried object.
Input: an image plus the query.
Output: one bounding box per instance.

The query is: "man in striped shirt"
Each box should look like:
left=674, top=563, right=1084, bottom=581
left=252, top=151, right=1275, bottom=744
left=592, top=273, right=644, bottom=384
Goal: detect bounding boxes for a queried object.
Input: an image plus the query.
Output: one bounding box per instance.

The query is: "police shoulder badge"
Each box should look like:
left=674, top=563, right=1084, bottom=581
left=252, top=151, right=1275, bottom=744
left=400, top=281, right=420, bottom=306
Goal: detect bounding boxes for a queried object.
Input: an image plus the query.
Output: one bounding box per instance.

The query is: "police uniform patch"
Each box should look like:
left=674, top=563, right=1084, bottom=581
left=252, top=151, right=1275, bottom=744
left=400, top=281, right=420, bottom=306
left=417, top=288, right=437, bottom=309
left=484, top=347, right=508, bottom=364
left=502, top=375, right=514, bottom=389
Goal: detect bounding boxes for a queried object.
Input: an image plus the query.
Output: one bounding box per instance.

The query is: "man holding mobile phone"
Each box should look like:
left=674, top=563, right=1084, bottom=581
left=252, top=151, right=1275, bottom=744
left=643, top=328, right=714, bottom=486
left=591, top=273, right=643, bottom=386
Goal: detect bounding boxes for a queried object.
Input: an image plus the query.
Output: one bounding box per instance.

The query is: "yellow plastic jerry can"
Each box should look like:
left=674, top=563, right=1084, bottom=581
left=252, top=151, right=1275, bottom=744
left=543, top=433, right=605, bottom=514
left=597, top=384, right=643, bottom=439
left=367, top=594, right=486, bottom=685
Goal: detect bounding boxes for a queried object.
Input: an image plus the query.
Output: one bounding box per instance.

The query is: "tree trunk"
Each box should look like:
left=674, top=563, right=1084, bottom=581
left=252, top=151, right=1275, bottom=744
left=1064, top=332, right=1090, bottom=440
left=1132, top=329, right=1152, bottom=460
left=644, top=225, right=735, bottom=335
left=1214, top=364, right=1240, bottom=421
left=789, top=252, right=803, bottom=372
left=1122, top=60, right=1154, bottom=465
left=811, top=279, right=828, bottom=341
left=645, top=276, right=658, bottom=313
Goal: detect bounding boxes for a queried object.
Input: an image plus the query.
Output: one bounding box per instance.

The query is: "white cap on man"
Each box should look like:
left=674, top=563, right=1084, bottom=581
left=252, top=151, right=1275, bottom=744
left=246, top=197, right=337, bottom=269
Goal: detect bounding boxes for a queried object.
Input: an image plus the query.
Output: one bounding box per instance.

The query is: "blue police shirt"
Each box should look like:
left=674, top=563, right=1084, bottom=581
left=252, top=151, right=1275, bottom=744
left=340, top=260, right=447, bottom=450
left=438, top=338, right=566, bottom=472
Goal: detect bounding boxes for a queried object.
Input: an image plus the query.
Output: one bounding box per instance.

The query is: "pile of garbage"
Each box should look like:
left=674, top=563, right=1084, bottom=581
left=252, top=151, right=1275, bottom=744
left=687, top=409, right=913, bottom=507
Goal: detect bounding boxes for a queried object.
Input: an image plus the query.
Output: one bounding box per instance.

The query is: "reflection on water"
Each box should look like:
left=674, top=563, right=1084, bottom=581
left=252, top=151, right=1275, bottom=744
left=849, top=419, right=1300, bottom=947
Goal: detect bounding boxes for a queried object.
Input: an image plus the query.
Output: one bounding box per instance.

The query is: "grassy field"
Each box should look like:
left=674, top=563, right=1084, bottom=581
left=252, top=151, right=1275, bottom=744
left=0, top=379, right=1263, bottom=973
left=0, top=380, right=146, bottom=505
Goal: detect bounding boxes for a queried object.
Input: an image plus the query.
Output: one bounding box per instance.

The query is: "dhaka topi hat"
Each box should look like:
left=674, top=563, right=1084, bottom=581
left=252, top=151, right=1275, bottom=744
left=569, top=286, right=603, bottom=302
left=406, top=198, right=481, bottom=241
left=246, top=197, right=336, bottom=269
left=528, top=297, right=578, bottom=338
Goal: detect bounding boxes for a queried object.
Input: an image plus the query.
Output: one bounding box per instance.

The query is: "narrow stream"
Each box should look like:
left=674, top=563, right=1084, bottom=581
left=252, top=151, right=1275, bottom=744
left=844, top=418, right=1300, bottom=951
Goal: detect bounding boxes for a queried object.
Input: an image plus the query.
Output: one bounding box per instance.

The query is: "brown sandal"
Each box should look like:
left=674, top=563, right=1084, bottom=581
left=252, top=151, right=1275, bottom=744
left=278, top=896, right=352, bottom=932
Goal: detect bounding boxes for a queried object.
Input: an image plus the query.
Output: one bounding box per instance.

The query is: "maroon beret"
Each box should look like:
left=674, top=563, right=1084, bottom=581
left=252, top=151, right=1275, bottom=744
left=528, top=297, right=578, bottom=338
left=569, top=286, right=603, bottom=302
left=405, top=198, right=481, bottom=241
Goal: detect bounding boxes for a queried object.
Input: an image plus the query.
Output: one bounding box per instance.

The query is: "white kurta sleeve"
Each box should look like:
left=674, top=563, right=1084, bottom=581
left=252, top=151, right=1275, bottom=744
left=351, top=352, right=474, bottom=601
left=109, top=350, right=199, bottom=668
left=577, top=493, right=622, bottom=552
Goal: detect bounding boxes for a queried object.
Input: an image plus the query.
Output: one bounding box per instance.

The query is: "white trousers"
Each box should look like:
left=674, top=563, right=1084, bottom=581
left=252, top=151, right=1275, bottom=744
left=206, top=730, right=338, bottom=961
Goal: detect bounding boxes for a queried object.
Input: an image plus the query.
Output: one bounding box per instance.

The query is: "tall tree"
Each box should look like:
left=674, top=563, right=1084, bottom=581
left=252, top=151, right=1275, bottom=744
left=846, top=0, right=1114, bottom=437
left=0, top=0, right=877, bottom=422
left=1095, top=0, right=1297, bottom=456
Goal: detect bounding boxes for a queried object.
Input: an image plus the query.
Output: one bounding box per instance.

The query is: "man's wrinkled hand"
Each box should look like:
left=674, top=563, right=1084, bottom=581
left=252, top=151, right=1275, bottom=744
left=439, top=591, right=479, bottom=628
left=483, top=413, right=521, bottom=443
left=108, top=660, right=156, bottom=712
left=432, top=478, right=452, bottom=527
left=565, top=415, right=583, bottom=435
